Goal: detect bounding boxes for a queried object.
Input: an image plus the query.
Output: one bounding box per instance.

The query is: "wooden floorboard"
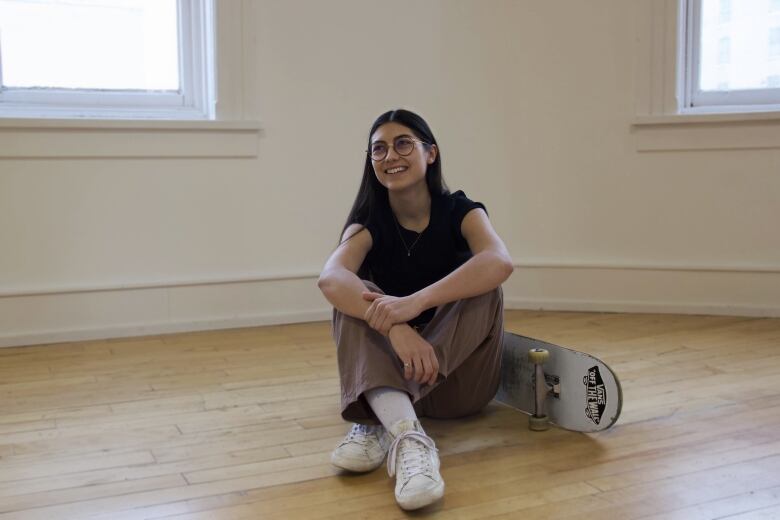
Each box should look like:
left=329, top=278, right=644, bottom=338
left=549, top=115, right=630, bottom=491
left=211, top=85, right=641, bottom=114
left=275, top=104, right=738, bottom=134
left=0, top=310, right=779, bottom=519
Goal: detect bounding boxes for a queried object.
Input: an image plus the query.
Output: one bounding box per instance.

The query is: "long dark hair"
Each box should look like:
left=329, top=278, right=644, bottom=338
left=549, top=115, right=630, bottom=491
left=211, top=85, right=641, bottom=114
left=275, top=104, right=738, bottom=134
left=339, top=109, right=449, bottom=244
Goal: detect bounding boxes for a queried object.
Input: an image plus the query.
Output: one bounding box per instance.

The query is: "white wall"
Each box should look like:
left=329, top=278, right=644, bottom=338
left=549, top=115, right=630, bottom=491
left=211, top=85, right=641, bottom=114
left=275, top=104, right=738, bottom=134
left=1, top=0, right=778, bottom=347
left=501, top=0, right=780, bottom=315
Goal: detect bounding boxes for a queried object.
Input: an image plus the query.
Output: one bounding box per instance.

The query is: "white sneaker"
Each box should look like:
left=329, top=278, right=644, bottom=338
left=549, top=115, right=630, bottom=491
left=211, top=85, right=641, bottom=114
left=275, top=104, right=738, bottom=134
left=331, top=423, right=391, bottom=472
left=387, top=419, right=445, bottom=510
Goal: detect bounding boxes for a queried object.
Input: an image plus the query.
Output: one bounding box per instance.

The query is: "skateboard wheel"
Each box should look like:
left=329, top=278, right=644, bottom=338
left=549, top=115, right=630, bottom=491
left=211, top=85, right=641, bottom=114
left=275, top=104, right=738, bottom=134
left=528, top=348, right=549, bottom=365
left=529, top=415, right=549, bottom=431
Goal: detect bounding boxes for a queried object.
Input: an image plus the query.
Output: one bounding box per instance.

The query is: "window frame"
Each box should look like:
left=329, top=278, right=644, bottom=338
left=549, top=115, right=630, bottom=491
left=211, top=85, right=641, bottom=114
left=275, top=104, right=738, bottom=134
left=685, top=0, right=780, bottom=110
left=0, top=0, right=215, bottom=120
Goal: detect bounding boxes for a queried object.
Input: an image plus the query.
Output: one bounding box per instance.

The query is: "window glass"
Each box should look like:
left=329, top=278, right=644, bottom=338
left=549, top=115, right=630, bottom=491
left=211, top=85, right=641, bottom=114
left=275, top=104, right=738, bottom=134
left=0, top=0, right=179, bottom=91
left=699, top=0, right=780, bottom=91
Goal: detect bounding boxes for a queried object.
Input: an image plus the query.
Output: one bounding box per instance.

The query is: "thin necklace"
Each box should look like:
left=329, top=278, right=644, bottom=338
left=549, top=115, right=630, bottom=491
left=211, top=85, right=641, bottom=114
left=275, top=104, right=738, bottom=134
left=392, top=214, right=425, bottom=257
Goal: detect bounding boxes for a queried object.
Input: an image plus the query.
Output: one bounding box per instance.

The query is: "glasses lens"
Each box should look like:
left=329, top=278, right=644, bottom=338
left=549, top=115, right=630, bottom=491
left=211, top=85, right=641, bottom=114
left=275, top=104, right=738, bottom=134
left=370, top=143, right=387, bottom=161
left=395, top=138, right=415, bottom=156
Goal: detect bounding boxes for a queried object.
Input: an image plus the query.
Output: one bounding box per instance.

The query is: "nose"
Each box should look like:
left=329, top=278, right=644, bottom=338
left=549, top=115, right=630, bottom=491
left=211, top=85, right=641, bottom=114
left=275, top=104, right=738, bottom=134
left=384, top=143, right=401, bottom=162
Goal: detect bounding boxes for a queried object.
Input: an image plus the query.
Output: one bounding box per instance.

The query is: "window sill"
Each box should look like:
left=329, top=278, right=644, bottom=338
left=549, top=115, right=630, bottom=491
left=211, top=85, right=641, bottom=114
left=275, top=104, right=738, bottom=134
left=0, top=118, right=263, bottom=159
left=633, top=108, right=780, bottom=126
left=630, top=110, right=780, bottom=152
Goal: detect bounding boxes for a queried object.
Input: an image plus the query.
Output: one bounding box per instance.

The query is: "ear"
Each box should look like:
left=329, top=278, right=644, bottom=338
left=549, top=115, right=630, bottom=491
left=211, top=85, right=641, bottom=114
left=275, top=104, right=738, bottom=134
left=427, top=144, right=438, bottom=164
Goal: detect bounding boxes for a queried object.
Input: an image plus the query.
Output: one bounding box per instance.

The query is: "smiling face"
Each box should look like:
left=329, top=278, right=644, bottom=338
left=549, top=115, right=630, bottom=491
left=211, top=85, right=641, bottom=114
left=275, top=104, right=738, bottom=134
left=369, top=122, right=437, bottom=194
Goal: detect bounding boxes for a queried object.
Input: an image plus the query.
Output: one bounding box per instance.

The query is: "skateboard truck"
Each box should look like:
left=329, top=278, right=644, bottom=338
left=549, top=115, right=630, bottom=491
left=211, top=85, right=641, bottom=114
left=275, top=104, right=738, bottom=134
left=529, top=348, right=560, bottom=431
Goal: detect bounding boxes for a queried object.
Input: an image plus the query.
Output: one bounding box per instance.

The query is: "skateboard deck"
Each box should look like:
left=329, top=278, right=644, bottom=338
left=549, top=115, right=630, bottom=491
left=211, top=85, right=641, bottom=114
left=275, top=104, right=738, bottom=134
left=495, top=332, right=623, bottom=432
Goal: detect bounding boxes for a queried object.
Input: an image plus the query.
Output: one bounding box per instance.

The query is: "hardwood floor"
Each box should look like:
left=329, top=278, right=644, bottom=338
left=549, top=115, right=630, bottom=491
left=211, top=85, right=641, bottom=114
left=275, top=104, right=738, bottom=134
left=1, top=310, right=779, bottom=519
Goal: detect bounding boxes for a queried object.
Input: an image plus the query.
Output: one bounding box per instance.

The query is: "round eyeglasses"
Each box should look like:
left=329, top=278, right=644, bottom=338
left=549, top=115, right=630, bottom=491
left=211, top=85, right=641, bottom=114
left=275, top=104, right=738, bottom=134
left=367, top=136, right=429, bottom=162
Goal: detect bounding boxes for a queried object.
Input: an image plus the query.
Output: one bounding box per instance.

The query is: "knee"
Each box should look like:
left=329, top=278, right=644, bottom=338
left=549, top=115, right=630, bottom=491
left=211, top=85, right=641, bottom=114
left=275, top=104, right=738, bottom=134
left=477, top=285, right=503, bottom=310
left=479, top=286, right=504, bottom=327
left=449, top=286, right=503, bottom=316
left=452, top=286, right=504, bottom=332
left=361, top=280, right=385, bottom=294
left=332, top=310, right=388, bottom=355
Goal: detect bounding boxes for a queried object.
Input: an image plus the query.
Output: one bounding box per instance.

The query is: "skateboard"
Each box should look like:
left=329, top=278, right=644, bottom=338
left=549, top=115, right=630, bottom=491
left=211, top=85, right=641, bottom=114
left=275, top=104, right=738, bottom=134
left=495, top=332, right=623, bottom=432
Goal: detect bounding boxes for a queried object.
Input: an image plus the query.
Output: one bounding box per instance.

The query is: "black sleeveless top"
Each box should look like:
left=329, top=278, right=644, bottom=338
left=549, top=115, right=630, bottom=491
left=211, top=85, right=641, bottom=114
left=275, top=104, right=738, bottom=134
left=362, top=190, right=486, bottom=326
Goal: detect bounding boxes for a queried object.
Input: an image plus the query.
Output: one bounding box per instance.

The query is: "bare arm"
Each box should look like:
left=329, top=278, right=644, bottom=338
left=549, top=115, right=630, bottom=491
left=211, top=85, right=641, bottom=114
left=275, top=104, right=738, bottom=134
left=317, top=224, right=376, bottom=320
left=416, top=208, right=514, bottom=309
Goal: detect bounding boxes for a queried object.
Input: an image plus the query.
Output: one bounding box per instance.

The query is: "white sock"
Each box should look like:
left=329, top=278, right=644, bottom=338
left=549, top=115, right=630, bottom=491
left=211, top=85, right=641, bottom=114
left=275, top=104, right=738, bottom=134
left=364, top=387, right=418, bottom=431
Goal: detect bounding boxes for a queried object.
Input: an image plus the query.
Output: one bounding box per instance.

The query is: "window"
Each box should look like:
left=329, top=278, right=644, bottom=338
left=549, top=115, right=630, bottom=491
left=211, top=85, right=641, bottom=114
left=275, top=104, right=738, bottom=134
left=717, top=37, right=730, bottom=64
left=772, top=0, right=780, bottom=13
left=771, top=27, right=780, bottom=58
left=718, top=0, right=731, bottom=23
left=0, top=0, right=215, bottom=119
left=685, top=0, right=780, bottom=109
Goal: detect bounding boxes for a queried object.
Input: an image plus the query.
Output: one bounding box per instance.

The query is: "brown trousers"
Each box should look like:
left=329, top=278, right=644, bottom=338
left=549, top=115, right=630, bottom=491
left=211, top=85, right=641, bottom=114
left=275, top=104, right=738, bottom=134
left=332, top=281, right=504, bottom=424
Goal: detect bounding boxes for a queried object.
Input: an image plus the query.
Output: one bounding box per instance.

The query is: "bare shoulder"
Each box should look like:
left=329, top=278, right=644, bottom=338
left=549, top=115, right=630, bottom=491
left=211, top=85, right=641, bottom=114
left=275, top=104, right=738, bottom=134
left=340, top=223, right=373, bottom=251
left=324, top=223, right=373, bottom=274
left=460, top=208, right=506, bottom=254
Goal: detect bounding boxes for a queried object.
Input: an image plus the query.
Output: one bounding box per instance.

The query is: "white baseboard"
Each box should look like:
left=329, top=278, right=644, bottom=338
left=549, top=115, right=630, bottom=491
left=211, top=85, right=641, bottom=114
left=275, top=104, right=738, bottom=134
left=0, top=275, right=331, bottom=348
left=1, top=262, right=778, bottom=348
left=503, top=262, right=780, bottom=318
left=0, top=309, right=332, bottom=349
left=504, top=297, right=779, bottom=318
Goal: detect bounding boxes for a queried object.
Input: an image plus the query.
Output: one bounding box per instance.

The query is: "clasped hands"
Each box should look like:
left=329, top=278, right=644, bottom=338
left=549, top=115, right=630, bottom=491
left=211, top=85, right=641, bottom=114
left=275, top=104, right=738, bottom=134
left=363, top=291, right=439, bottom=386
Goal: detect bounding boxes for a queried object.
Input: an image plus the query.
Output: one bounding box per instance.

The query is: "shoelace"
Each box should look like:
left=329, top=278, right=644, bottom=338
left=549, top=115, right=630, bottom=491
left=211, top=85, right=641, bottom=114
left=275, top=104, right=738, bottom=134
left=387, top=430, right=437, bottom=478
left=343, top=423, right=372, bottom=446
